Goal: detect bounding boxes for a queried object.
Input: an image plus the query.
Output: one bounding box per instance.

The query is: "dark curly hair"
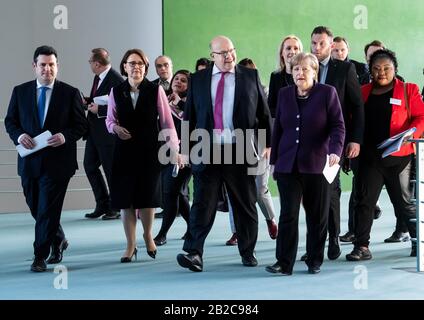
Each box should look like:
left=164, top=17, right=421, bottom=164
left=369, top=48, right=398, bottom=75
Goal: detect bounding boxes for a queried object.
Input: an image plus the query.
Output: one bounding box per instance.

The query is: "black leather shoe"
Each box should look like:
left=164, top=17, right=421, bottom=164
left=346, top=247, right=372, bottom=261
left=340, top=231, right=355, bottom=243
left=384, top=232, right=410, bottom=243
left=308, top=266, right=321, bottom=274
left=102, top=212, right=121, bottom=220
left=373, top=205, right=382, bottom=219
left=265, top=262, right=292, bottom=275
left=155, top=211, right=164, bottom=219
left=154, top=235, right=167, bottom=246
left=46, top=239, right=69, bottom=264
left=177, top=253, right=203, bottom=272
left=85, top=211, right=104, bottom=219
left=328, top=237, right=341, bottom=260
left=241, top=255, right=258, bottom=267
left=300, top=253, right=308, bottom=261
left=31, top=257, right=47, bottom=272
left=411, top=244, right=417, bottom=257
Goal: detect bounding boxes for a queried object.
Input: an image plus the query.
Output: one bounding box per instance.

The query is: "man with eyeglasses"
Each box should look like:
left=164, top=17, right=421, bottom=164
left=153, top=55, right=173, bottom=94
left=83, top=48, right=124, bottom=220
left=177, top=35, right=272, bottom=272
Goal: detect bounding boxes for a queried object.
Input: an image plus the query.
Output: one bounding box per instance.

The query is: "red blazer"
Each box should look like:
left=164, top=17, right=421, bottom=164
left=362, top=78, right=424, bottom=156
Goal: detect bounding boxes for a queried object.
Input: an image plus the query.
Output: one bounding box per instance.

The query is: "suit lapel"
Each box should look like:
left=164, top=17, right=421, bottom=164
left=325, top=59, right=337, bottom=85
left=96, top=70, right=110, bottom=95
left=202, top=68, right=213, bottom=125
left=43, top=80, right=60, bottom=129
left=233, top=65, right=242, bottom=120
left=29, top=80, right=40, bottom=129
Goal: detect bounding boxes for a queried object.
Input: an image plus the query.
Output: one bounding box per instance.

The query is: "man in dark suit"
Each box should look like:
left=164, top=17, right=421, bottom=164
left=310, top=26, right=364, bottom=260
left=152, top=55, right=173, bottom=95
left=84, top=48, right=124, bottom=220
left=176, top=35, right=272, bottom=272
left=4, top=45, right=88, bottom=272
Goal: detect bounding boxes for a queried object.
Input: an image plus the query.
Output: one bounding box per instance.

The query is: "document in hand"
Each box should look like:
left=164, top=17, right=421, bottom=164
left=376, top=127, right=416, bottom=158
left=16, top=130, right=52, bottom=157
left=322, top=154, right=340, bottom=184
left=93, top=95, right=109, bottom=105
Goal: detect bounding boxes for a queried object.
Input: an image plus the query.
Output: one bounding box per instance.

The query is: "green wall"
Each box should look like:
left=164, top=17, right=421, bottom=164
left=164, top=0, right=424, bottom=87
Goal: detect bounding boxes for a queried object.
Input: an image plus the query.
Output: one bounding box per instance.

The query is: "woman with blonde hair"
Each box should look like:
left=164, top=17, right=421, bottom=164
left=268, top=35, right=303, bottom=117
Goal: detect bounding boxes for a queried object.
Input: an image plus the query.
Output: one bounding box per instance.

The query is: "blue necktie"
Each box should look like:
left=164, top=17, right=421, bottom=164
left=38, top=86, right=48, bottom=127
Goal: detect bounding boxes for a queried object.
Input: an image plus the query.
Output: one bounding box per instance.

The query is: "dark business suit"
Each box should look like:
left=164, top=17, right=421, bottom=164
left=182, top=65, right=272, bottom=259
left=84, top=68, right=124, bottom=214
left=268, top=69, right=294, bottom=118
left=322, top=58, right=364, bottom=241
left=5, top=79, right=87, bottom=259
left=271, top=84, right=345, bottom=272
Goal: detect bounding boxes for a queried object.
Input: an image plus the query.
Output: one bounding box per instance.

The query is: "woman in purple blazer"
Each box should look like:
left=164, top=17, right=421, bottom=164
left=266, top=52, right=345, bottom=275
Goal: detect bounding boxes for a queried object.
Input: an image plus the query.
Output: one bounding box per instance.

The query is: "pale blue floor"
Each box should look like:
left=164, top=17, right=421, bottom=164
left=1, top=191, right=424, bottom=300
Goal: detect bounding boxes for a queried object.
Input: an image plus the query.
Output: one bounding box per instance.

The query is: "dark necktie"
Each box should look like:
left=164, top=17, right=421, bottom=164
left=214, top=72, right=227, bottom=132
left=91, top=75, right=100, bottom=98
left=38, top=86, right=48, bottom=127
left=319, top=63, right=325, bottom=84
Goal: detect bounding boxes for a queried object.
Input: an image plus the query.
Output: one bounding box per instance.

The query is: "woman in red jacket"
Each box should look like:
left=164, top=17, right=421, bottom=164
left=346, top=49, right=424, bottom=261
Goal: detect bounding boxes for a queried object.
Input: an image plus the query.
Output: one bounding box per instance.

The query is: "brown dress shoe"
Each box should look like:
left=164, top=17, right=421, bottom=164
left=225, top=233, right=238, bottom=246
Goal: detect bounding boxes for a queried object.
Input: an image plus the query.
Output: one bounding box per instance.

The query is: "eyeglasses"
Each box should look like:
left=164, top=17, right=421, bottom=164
left=212, top=48, right=236, bottom=58
left=126, top=61, right=145, bottom=68
left=156, top=62, right=170, bottom=69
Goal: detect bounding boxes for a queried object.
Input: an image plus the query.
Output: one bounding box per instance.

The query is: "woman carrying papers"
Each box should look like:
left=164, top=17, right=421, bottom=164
left=346, top=49, right=424, bottom=261
left=266, top=53, right=345, bottom=275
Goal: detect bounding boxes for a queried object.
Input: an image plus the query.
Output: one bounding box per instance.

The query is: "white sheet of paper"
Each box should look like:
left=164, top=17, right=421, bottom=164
left=322, top=154, right=340, bottom=184
left=93, top=95, right=109, bottom=105
left=16, top=130, right=52, bottom=157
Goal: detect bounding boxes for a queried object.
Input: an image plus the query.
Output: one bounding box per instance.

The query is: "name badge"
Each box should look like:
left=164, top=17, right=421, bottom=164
left=390, top=98, right=402, bottom=106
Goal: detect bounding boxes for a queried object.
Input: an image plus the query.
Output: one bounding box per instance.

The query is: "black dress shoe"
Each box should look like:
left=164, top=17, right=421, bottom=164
left=147, top=249, right=157, bottom=259
left=340, top=231, right=355, bottom=243
left=327, top=237, right=341, bottom=260
left=241, top=255, right=258, bottom=267
left=308, top=266, right=321, bottom=274
left=265, top=262, right=292, bottom=275
left=31, top=257, right=47, bottom=272
left=102, top=212, right=121, bottom=220
left=177, top=253, right=203, bottom=272
left=85, top=211, right=104, bottom=219
left=373, top=205, right=382, bottom=219
left=154, top=235, right=167, bottom=246
left=155, top=211, right=164, bottom=219
left=384, top=231, right=410, bottom=243
left=346, top=247, right=372, bottom=261
left=410, top=244, right=417, bottom=257
left=46, top=239, right=69, bottom=264
left=121, top=247, right=138, bottom=263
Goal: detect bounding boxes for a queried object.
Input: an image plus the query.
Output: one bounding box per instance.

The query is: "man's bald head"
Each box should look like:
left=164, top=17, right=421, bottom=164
left=209, top=35, right=237, bottom=72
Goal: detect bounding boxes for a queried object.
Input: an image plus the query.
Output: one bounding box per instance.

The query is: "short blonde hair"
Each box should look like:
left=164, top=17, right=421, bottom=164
left=278, top=35, right=303, bottom=70
left=289, top=52, right=319, bottom=82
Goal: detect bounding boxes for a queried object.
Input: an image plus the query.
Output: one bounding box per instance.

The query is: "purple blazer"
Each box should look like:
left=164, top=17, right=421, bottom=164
left=270, top=83, right=345, bottom=174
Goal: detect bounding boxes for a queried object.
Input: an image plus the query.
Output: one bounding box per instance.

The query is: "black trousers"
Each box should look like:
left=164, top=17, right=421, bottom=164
left=21, top=175, right=70, bottom=259
left=157, top=165, right=192, bottom=238
left=183, top=164, right=258, bottom=258
left=83, top=136, right=114, bottom=212
left=275, top=173, right=330, bottom=272
left=328, top=172, right=341, bottom=238
left=347, top=158, right=407, bottom=233
left=354, top=159, right=416, bottom=247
